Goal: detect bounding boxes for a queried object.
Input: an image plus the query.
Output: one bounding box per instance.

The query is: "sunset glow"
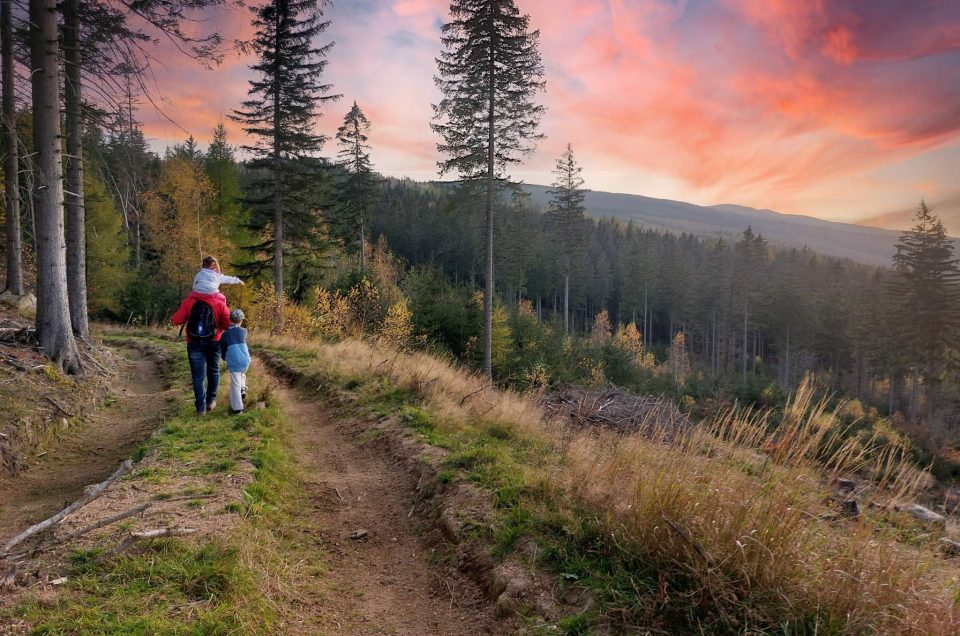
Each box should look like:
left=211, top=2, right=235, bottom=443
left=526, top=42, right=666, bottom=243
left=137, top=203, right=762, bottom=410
left=140, top=0, right=960, bottom=223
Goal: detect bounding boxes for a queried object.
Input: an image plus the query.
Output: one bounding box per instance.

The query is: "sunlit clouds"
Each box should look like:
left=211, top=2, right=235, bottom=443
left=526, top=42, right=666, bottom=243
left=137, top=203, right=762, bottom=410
left=138, top=0, right=960, bottom=224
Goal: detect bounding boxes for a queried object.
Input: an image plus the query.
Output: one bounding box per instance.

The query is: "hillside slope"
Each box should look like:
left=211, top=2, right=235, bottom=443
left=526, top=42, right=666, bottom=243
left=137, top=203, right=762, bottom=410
left=520, top=184, right=959, bottom=267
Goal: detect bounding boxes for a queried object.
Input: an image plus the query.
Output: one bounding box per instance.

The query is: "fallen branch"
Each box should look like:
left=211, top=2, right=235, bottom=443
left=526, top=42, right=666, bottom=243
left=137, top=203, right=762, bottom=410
left=1, top=354, right=28, bottom=372
left=44, top=396, right=75, bottom=418
left=105, top=527, right=197, bottom=559
left=1, top=459, right=132, bottom=555
left=80, top=350, right=110, bottom=374
left=458, top=385, right=487, bottom=407
left=131, top=527, right=197, bottom=540
left=56, top=502, right=152, bottom=545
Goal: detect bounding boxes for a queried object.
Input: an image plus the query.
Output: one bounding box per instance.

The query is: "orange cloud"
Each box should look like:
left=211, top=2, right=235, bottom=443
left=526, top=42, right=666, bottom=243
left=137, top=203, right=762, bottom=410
left=131, top=0, right=960, bottom=221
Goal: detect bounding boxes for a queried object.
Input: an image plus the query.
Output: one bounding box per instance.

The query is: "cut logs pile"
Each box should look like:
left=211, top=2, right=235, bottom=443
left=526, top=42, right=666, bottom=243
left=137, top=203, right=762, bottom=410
left=540, top=386, right=691, bottom=440
left=0, top=459, right=194, bottom=589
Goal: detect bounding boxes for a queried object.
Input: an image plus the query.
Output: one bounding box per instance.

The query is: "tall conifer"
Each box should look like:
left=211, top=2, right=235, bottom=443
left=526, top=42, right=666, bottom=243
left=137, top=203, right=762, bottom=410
left=547, top=143, right=586, bottom=334
left=333, top=101, right=376, bottom=272
left=232, top=0, right=339, bottom=298
left=890, top=201, right=960, bottom=416
left=432, top=0, right=545, bottom=379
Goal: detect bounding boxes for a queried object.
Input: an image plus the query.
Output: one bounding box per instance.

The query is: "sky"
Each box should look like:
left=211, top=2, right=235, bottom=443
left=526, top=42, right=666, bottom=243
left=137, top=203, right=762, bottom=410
left=139, top=0, right=960, bottom=225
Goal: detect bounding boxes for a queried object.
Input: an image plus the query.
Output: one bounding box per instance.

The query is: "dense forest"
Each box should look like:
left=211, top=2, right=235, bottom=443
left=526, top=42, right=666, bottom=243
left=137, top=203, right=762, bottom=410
left=0, top=0, right=958, bottom=449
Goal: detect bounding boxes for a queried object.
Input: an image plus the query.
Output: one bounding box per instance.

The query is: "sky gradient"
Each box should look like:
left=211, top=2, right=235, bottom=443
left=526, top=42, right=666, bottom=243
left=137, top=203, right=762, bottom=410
left=140, top=0, right=960, bottom=225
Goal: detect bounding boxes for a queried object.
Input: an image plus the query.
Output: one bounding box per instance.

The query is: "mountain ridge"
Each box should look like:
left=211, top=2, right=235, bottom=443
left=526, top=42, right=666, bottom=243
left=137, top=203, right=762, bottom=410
left=517, top=184, right=960, bottom=267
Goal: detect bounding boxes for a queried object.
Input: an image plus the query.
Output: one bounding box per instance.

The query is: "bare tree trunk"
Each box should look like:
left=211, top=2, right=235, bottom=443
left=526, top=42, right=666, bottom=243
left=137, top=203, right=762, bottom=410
left=909, top=367, right=920, bottom=422
left=271, top=6, right=284, bottom=330
left=563, top=272, right=569, bottom=335
left=482, top=16, right=495, bottom=381
left=741, top=300, right=748, bottom=382
left=888, top=375, right=895, bottom=416
left=1, top=0, right=22, bottom=295
left=643, top=287, right=648, bottom=350
left=30, top=0, right=82, bottom=374
left=63, top=0, right=87, bottom=339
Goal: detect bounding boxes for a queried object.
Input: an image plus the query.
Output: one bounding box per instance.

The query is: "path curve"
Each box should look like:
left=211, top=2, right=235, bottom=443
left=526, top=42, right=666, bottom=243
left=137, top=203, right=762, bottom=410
left=0, top=345, right=173, bottom=545
left=271, top=374, right=505, bottom=635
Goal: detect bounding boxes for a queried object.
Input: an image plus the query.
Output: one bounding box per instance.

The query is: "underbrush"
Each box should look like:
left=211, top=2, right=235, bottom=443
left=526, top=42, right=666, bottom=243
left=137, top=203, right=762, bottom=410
left=5, top=335, right=317, bottom=634
left=262, top=335, right=960, bottom=635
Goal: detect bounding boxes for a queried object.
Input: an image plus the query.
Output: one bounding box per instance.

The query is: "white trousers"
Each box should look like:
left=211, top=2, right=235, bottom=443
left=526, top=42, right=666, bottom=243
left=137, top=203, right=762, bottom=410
left=229, top=371, right=247, bottom=412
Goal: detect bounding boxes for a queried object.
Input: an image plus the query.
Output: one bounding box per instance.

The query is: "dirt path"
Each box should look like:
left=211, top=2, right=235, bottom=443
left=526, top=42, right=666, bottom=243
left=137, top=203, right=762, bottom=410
left=0, top=345, right=173, bottom=545
left=275, top=380, right=504, bottom=635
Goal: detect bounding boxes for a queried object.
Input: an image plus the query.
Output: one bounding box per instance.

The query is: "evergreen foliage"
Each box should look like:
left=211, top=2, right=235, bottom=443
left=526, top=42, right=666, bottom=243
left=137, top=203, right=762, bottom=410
left=432, top=0, right=546, bottom=378
left=232, top=0, right=339, bottom=296
left=332, top=101, right=377, bottom=271
left=547, top=143, right=587, bottom=333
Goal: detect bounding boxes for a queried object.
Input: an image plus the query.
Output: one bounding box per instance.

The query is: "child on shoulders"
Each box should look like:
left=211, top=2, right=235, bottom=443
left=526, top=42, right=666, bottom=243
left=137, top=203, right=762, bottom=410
left=193, top=255, right=244, bottom=299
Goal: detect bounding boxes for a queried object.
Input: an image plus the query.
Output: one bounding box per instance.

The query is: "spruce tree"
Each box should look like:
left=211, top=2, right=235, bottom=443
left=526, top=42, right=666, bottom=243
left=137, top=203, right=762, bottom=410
left=547, top=143, right=586, bottom=334
left=890, top=201, right=960, bottom=417
left=432, top=0, right=545, bottom=379
left=333, top=101, right=376, bottom=272
left=30, top=0, right=83, bottom=374
left=232, top=0, right=339, bottom=298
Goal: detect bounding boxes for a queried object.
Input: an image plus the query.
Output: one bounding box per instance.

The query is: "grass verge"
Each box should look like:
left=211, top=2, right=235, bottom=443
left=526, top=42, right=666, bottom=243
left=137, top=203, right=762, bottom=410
left=3, top=334, right=322, bottom=635
left=261, top=336, right=960, bottom=635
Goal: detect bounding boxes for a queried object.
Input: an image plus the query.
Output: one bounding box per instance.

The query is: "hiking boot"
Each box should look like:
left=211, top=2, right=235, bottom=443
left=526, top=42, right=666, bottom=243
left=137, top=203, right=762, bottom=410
left=196, top=409, right=206, bottom=417
left=241, top=390, right=247, bottom=402
left=230, top=408, right=244, bottom=415
left=206, top=400, right=217, bottom=412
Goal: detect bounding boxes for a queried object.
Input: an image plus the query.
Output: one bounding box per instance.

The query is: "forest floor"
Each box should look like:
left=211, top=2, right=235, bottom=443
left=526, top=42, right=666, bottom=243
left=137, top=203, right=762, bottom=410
left=0, top=345, right=174, bottom=546
left=0, top=333, right=505, bottom=635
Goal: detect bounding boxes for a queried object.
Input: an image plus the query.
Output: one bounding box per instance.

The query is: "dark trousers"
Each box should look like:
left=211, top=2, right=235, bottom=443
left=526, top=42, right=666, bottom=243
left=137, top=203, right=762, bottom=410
left=187, top=341, right=221, bottom=413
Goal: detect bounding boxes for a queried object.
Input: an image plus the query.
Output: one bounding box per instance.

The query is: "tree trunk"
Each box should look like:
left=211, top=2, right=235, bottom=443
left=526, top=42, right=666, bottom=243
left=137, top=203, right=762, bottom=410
left=482, top=12, right=495, bottom=380
left=63, top=0, right=87, bottom=339
left=271, top=5, right=284, bottom=328
left=741, top=300, right=748, bottom=382
left=1, top=0, right=22, bottom=295
left=909, top=367, right=920, bottom=422
left=30, top=0, right=82, bottom=374
left=643, top=287, right=648, bottom=350
left=888, top=375, right=895, bottom=416
left=563, top=272, right=569, bottom=335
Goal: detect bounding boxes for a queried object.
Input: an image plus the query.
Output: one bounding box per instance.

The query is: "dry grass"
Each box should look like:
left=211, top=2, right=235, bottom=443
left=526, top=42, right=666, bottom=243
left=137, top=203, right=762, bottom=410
left=262, top=335, right=960, bottom=633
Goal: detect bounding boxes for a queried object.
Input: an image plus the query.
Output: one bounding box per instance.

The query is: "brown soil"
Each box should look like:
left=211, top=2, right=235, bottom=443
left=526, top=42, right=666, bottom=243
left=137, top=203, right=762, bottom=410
left=0, top=345, right=174, bottom=546
left=275, top=380, right=507, bottom=635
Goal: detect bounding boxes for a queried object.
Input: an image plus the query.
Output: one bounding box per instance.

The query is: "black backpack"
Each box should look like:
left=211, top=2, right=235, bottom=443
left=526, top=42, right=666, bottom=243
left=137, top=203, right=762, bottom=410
left=186, top=300, right=217, bottom=341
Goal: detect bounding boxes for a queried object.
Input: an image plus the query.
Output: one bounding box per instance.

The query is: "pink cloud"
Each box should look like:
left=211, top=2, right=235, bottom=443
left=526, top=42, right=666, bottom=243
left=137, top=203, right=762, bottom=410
left=130, top=0, right=960, bottom=220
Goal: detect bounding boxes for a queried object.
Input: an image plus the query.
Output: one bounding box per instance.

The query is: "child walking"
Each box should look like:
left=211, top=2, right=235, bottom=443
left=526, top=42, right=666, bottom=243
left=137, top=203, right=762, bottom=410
left=220, top=309, right=251, bottom=414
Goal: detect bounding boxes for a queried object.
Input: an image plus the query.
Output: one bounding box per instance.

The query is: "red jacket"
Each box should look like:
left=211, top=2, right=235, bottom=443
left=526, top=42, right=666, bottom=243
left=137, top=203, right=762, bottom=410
left=171, top=291, right=232, bottom=342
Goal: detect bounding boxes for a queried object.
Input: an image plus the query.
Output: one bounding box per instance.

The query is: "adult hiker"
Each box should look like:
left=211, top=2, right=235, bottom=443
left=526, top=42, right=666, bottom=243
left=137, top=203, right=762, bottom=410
left=172, top=260, right=234, bottom=416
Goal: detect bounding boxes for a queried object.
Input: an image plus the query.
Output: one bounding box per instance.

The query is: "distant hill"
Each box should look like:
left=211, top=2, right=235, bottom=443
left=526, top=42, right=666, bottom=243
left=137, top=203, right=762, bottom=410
left=518, top=185, right=960, bottom=267
left=857, top=194, right=960, bottom=233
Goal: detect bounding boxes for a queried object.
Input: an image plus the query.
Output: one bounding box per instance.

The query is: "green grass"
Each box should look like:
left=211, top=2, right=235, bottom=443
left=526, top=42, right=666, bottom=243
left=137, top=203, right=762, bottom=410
left=4, top=334, right=318, bottom=634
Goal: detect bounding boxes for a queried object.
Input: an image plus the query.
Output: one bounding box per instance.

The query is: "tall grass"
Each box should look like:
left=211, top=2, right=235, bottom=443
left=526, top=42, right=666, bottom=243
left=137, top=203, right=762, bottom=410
left=263, top=335, right=959, bottom=633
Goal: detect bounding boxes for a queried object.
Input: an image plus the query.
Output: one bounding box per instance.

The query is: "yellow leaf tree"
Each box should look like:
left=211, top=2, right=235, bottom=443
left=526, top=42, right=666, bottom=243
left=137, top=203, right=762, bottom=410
left=141, top=157, right=228, bottom=292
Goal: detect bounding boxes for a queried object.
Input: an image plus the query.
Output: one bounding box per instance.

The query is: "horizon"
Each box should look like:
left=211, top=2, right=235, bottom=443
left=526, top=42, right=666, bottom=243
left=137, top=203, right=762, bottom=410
left=140, top=0, right=960, bottom=227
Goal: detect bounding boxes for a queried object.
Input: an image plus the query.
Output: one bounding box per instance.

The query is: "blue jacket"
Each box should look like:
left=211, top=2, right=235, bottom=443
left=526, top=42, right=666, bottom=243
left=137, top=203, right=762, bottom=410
left=220, top=325, right=251, bottom=372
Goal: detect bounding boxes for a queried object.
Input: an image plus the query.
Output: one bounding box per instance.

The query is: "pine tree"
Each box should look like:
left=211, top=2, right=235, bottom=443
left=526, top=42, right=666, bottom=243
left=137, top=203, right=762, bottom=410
left=63, top=0, right=89, bottom=338
left=232, top=0, right=339, bottom=300
left=30, top=0, right=82, bottom=373
left=547, top=143, right=586, bottom=334
left=333, top=101, right=376, bottom=272
left=432, top=0, right=545, bottom=379
left=205, top=123, right=243, bottom=221
left=889, top=201, right=960, bottom=417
